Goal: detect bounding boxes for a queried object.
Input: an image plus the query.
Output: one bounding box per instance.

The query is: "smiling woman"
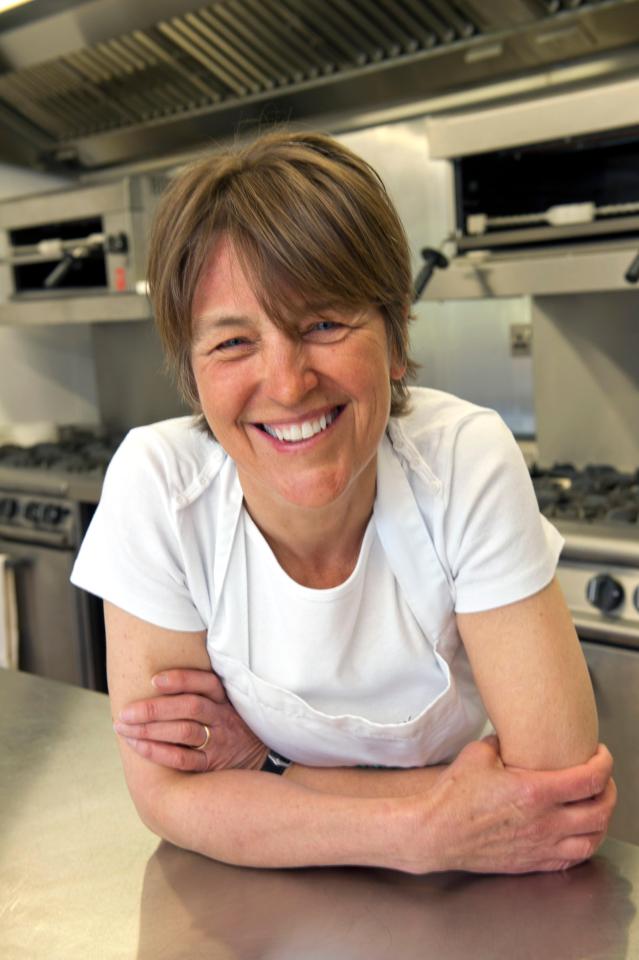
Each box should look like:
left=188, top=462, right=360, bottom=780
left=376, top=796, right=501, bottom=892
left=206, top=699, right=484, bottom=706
left=189, top=236, right=400, bottom=518
left=70, top=130, right=615, bottom=876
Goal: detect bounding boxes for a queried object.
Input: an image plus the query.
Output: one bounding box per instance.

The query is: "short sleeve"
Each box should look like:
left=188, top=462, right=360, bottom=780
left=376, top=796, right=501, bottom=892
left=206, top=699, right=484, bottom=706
left=70, top=430, right=206, bottom=631
left=444, top=412, right=564, bottom=613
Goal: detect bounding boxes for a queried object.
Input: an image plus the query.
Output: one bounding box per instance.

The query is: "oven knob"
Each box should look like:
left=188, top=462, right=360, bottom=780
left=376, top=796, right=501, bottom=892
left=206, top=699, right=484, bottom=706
left=24, top=500, right=42, bottom=523
left=0, top=496, right=18, bottom=520
left=23, top=500, right=40, bottom=523
left=43, top=504, right=63, bottom=525
left=586, top=574, right=624, bottom=613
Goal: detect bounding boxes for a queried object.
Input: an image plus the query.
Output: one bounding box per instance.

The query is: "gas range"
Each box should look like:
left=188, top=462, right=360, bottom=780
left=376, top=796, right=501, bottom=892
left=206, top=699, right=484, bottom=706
left=0, top=427, right=123, bottom=693
left=0, top=428, right=123, bottom=504
left=0, top=428, right=124, bottom=549
left=531, top=463, right=639, bottom=649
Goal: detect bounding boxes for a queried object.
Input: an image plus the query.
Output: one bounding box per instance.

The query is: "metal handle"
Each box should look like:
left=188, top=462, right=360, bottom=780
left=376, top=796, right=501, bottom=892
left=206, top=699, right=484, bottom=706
left=624, top=251, right=639, bottom=284
left=43, top=252, right=75, bottom=288
left=412, top=247, right=449, bottom=302
left=2, top=556, right=30, bottom=570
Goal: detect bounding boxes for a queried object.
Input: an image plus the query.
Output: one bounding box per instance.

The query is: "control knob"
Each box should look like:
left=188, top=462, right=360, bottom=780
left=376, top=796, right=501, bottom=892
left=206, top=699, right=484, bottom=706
left=586, top=574, right=624, bottom=613
left=24, top=500, right=42, bottom=523
left=43, top=504, right=64, bottom=525
left=0, top=496, right=18, bottom=520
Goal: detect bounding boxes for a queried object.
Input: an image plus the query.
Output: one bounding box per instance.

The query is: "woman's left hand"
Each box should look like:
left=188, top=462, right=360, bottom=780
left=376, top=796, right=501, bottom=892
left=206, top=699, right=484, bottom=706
left=113, top=668, right=268, bottom=773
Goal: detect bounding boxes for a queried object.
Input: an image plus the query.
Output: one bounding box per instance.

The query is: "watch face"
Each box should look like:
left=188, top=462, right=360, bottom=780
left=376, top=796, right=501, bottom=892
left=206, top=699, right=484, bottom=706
left=262, top=752, right=291, bottom=774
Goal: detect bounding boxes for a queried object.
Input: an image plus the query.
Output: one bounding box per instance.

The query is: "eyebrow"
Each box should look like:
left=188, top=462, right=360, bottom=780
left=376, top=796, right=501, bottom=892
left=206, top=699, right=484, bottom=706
left=192, top=314, right=253, bottom=344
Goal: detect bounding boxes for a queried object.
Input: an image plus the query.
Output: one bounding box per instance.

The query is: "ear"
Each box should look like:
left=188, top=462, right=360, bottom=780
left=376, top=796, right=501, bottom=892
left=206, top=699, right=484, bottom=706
left=390, top=358, right=407, bottom=381
left=388, top=308, right=408, bottom=381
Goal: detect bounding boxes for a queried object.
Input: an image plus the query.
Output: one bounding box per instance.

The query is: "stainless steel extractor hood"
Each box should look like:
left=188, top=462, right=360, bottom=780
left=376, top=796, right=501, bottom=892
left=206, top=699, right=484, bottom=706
left=2, top=0, right=639, bottom=172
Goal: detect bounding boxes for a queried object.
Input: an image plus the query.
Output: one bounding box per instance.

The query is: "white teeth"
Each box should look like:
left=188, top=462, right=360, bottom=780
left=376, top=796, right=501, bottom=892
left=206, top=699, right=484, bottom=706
left=262, top=408, right=339, bottom=443
left=287, top=424, right=303, bottom=441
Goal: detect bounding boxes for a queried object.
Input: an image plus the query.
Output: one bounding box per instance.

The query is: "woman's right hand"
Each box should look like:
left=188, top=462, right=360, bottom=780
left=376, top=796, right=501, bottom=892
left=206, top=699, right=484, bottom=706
left=113, top=668, right=268, bottom=773
left=397, top=737, right=616, bottom=875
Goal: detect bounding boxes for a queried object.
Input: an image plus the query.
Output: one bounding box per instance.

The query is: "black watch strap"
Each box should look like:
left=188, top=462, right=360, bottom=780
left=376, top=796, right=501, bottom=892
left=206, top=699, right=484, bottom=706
left=261, top=750, right=292, bottom=774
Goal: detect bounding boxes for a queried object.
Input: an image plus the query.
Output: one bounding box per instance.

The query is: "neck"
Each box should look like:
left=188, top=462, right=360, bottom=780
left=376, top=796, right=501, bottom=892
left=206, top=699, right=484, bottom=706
left=239, top=466, right=376, bottom=588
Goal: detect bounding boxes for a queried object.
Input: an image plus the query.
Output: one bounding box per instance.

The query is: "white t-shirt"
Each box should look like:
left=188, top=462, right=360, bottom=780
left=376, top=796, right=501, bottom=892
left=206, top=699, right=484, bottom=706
left=71, top=388, right=563, bottom=766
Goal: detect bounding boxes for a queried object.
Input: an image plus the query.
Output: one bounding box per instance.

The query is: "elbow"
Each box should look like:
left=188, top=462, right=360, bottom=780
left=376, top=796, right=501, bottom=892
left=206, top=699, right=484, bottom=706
left=124, top=767, right=192, bottom=849
left=499, top=702, right=599, bottom=772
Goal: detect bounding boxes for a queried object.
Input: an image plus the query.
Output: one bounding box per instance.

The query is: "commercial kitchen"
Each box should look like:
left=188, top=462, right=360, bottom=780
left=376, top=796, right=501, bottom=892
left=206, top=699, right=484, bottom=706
left=1, top=1, right=638, bottom=957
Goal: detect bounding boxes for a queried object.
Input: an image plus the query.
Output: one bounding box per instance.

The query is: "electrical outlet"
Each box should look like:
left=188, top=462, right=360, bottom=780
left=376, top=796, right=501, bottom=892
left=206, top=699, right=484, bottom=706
left=510, top=323, right=532, bottom=357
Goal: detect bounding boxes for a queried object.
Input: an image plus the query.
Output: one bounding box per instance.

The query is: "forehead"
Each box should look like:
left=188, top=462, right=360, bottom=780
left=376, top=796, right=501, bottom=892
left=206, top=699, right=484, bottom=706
left=192, top=236, right=259, bottom=319
left=192, top=233, right=351, bottom=340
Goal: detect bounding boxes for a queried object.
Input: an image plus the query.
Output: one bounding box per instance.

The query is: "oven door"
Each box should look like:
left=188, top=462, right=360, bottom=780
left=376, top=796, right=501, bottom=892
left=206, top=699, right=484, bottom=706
left=0, top=535, right=105, bottom=691
left=581, top=639, right=639, bottom=846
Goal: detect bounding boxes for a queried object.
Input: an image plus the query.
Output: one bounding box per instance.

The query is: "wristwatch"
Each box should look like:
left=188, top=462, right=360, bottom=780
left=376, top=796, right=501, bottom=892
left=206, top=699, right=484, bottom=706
left=261, top=750, right=292, bottom=774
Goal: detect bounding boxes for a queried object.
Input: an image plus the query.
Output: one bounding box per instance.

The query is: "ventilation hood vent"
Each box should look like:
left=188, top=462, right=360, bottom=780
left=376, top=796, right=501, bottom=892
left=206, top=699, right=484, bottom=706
left=1, top=0, right=639, bottom=171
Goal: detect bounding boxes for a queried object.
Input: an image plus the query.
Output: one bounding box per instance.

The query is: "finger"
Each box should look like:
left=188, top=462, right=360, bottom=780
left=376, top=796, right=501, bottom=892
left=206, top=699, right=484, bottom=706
left=124, top=736, right=209, bottom=773
left=118, top=692, right=225, bottom=724
left=480, top=734, right=500, bottom=751
left=453, top=737, right=504, bottom=770
left=552, top=779, right=617, bottom=838
left=552, top=831, right=606, bottom=865
left=115, top=719, right=210, bottom=748
left=526, top=744, right=614, bottom=805
left=151, top=668, right=227, bottom=703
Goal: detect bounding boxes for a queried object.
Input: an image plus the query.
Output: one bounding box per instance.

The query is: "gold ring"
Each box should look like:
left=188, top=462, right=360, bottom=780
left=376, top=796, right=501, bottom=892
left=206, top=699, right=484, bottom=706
left=194, top=724, right=211, bottom=751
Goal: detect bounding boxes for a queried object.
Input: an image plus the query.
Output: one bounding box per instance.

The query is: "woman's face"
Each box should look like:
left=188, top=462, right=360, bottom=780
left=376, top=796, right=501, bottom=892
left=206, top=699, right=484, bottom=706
left=190, top=237, right=405, bottom=517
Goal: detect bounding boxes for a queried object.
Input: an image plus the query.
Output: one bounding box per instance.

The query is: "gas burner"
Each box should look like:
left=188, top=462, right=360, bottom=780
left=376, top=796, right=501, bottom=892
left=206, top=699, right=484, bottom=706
left=0, top=430, right=124, bottom=476
left=531, top=462, right=639, bottom=527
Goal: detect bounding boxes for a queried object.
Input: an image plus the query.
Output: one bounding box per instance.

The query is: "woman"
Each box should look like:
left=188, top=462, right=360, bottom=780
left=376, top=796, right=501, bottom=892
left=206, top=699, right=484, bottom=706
left=71, top=131, right=615, bottom=874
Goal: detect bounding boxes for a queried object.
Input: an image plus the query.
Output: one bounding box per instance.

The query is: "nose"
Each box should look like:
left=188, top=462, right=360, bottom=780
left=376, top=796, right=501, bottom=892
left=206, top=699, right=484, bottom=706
left=261, top=333, right=319, bottom=407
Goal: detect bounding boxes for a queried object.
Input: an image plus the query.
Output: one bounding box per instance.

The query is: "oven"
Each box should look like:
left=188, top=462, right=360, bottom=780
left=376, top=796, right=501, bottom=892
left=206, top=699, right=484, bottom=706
left=419, top=118, right=639, bottom=301
left=0, top=431, right=121, bottom=692
left=0, top=173, right=166, bottom=325
left=532, top=463, right=639, bottom=845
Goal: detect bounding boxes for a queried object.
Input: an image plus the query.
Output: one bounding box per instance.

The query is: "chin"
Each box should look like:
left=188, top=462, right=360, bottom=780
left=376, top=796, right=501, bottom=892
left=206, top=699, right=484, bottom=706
left=276, top=478, right=349, bottom=510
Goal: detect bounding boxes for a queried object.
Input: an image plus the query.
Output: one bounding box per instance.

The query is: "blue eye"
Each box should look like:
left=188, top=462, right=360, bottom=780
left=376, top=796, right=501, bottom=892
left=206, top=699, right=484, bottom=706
left=314, top=320, right=339, bottom=331
left=304, top=319, right=345, bottom=340
left=216, top=337, right=248, bottom=350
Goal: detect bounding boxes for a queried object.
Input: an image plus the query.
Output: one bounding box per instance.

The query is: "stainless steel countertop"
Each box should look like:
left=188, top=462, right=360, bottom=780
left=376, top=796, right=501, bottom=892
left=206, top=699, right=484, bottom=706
left=1, top=667, right=638, bottom=960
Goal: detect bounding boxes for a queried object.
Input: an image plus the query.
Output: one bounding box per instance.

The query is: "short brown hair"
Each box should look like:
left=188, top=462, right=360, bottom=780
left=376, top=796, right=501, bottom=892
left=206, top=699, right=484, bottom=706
left=147, top=130, right=416, bottom=417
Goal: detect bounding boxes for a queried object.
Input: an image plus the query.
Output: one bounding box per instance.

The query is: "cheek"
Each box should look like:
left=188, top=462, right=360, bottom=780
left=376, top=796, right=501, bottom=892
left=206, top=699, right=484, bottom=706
left=195, top=362, right=252, bottom=425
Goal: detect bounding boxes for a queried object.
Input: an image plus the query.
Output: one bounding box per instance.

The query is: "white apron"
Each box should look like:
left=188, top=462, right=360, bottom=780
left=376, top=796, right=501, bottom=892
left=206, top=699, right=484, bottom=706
left=206, top=431, right=487, bottom=767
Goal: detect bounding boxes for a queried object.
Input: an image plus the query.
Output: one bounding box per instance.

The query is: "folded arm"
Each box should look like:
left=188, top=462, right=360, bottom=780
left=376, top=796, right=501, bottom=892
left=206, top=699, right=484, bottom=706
left=105, top=602, right=429, bottom=868
left=456, top=577, right=598, bottom=770
left=106, top=588, right=613, bottom=874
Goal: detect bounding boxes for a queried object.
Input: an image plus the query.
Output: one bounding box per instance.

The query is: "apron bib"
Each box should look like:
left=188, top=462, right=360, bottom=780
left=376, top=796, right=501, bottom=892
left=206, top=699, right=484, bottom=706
left=206, top=434, right=486, bottom=767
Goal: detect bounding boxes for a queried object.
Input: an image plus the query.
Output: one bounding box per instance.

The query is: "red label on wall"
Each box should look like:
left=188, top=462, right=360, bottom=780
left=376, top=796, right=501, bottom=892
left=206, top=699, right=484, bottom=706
left=114, top=267, right=127, bottom=292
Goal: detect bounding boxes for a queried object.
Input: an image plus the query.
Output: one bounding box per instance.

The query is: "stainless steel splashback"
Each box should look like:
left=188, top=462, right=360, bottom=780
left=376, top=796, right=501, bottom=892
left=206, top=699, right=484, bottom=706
left=532, top=292, right=639, bottom=471
left=2, top=0, right=639, bottom=171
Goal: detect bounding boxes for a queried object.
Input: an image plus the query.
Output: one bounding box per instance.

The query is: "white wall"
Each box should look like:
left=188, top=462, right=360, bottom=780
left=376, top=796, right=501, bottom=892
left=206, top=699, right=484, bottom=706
left=0, top=164, right=101, bottom=430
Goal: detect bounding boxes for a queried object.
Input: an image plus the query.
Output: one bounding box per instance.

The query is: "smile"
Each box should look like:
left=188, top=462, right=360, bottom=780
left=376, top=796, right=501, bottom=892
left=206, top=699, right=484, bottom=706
left=259, top=406, right=343, bottom=444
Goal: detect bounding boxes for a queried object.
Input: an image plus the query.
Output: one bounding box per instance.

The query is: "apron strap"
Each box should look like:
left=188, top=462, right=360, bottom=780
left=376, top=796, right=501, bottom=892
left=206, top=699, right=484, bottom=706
left=209, top=456, right=250, bottom=662
left=373, top=433, right=454, bottom=645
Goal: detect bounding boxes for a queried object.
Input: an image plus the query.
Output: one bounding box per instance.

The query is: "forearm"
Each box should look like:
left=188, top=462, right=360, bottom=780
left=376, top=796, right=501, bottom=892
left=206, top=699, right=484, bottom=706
left=284, top=762, right=447, bottom=797
left=136, top=765, right=424, bottom=871
left=458, top=579, right=599, bottom=771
